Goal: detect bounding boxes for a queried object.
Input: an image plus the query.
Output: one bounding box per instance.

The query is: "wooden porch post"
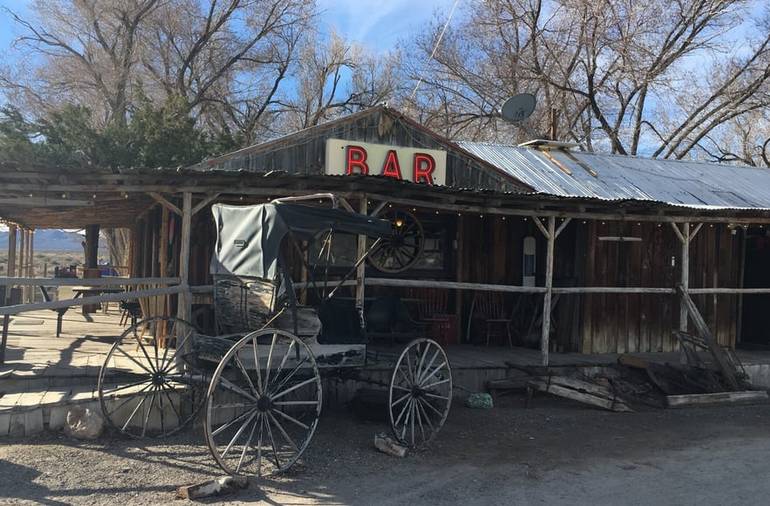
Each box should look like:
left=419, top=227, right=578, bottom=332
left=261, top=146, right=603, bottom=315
left=18, top=229, right=26, bottom=302
left=176, top=192, right=193, bottom=326
left=679, top=222, right=690, bottom=332
left=28, top=230, right=35, bottom=302
left=7, top=224, right=17, bottom=278
left=356, top=195, right=367, bottom=327
left=541, top=216, right=556, bottom=366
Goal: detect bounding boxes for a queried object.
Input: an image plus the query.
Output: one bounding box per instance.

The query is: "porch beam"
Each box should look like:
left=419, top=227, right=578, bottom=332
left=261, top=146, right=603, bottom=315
left=192, top=193, right=221, bottom=216
left=148, top=192, right=182, bottom=216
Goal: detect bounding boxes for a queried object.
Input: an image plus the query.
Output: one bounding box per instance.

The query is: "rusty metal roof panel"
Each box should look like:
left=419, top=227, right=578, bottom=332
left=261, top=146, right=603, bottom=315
left=457, top=141, right=770, bottom=210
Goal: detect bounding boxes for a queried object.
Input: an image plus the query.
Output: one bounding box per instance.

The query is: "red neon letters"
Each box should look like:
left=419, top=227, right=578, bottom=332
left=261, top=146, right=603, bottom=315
left=413, top=153, right=436, bottom=184
left=381, top=149, right=403, bottom=179
left=346, top=145, right=369, bottom=175
left=343, top=145, right=436, bottom=184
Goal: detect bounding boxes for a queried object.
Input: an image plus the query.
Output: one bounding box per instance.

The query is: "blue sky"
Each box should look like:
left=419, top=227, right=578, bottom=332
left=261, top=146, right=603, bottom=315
left=317, top=0, right=451, bottom=51
left=0, top=0, right=452, bottom=55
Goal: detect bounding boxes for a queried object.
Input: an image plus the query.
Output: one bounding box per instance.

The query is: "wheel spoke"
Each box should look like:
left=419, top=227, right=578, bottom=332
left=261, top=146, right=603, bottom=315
left=212, top=407, right=257, bottom=437
left=418, top=348, right=440, bottom=384
left=410, top=399, right=416, bottom=446
left=262, top=333, right=278, bottom=388
left=416, top=398, right=435, bottom=432
left=159, top=383, right=183, bottom=423
left=102, top=378, right=152, bottom=396
left=264, top=411, right=282, bottom=469
left=400, top=399, right=412, bottom=441
left=270, top=340, right=296, bottom=391
left=221, top=410, right=258, bottom=460
left=394, top=395, right=412, bottom=427
left=268, top=356, right=309, bottom=396
left=141, top=388, right=158, bottom=438
left=271, top=376, right=318, bottom=401
left=273, top=400, right=320, bottom=407
left=134, top=335, right=158, bottom=374
left=271, top=407, right=310, bottom=430
left=419, top=361, right=447, bottom=386
left=422, top=377, right=451, bottom=390
left=218, top=377, right=258, bottom=402
left=420, top=397, right=445, bottom=418
left=109, top=383, right=153, bottom=418
left=158, top=387, right=166, bottom=434
left=252, top=337, right=263, bottom=394
left=423, top=392, right=450, bottom=401
left=237, top=413, right=260, bottom=474
left=256, top=414, right=266, bottom=476
left=121, top=392, right=149, bottom=432
left=391, top=392, right=411, bottom=408
left=114, top=346, right=155, bottom=375
left=267, top=411, right=299, bottom=452
left=159, top=328, right=195, bottom=374
left=233, top=353, right=259, bottom=398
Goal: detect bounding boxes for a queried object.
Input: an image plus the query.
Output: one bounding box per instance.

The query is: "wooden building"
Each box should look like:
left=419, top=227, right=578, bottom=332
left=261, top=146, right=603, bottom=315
left=3, top=106, right=770, bottom=365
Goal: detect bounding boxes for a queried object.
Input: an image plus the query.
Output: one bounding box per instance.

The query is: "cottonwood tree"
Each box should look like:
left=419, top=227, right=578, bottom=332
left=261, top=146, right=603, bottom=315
left=2, top=0, right=160, bottom=126
left=139, top=0, right=314, bottom=143
left=403, top=0, right=770, bottom=159
left=276, top=31, right=400, bottom=131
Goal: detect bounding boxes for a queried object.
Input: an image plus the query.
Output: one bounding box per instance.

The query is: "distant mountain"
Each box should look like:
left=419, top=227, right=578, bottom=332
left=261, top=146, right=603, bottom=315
left=0, top=230, right=98, bottom=252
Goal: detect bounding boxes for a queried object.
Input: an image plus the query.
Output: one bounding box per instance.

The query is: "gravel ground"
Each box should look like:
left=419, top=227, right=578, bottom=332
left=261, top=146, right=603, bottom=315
left=3, top=394, right=770, bottom=505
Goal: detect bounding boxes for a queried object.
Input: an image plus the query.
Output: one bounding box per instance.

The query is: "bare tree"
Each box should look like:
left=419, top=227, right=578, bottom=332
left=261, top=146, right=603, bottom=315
left=2, top=0, right=160, bottom=126
left=273, top=31, right=399, bottom=131
left=139, top=0, right=314, bottom=142
left=403, top=0, right=770, bottom=160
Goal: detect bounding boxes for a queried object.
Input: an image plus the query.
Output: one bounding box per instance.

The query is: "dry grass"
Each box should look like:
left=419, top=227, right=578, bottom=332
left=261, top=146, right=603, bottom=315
left=0, top=251, right=110, bottom=277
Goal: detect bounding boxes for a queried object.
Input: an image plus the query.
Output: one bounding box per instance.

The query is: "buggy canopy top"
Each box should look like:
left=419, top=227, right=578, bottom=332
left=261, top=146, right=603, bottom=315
left=211, top=201, right=392, bottom=279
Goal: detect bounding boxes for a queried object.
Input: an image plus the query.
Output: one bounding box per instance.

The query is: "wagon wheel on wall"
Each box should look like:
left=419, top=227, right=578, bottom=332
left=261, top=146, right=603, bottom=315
left=204, top=329, right=322, bottom=476
left=98, top=317, right=206, bottom=438
left=389, top=338, right=453, bottom=448
left=368, top=209, right=425, bottom=273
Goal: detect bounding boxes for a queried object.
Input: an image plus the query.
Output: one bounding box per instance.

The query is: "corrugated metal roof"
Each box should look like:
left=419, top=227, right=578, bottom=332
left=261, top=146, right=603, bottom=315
left=458, top=141, right=770, bottom=211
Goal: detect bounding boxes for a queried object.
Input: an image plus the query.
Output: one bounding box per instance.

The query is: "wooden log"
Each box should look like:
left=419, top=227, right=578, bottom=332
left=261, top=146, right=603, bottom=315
left=6, top=225, right=16, bottom=278
left=528, top=378, right=633, bottom=412
left=0, top=286, right=185, bottom=316
left=0, top=277, right=181, bottom=287
left=666, top=390, right=768, bottom=408
left=617, top=354, right=651, bottom=370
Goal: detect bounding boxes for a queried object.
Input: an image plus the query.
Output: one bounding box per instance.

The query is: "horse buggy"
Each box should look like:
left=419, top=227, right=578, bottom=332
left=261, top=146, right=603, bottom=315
left=96, top=194, right=453, bottom=476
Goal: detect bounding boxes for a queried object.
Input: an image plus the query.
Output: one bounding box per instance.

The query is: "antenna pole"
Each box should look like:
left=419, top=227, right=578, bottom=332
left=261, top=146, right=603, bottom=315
left=549, top=108, right=559, bottom=140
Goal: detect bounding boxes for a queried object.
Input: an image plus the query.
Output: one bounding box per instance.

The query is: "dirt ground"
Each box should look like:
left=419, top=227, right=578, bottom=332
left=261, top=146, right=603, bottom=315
left=3, top=394, right=770, bottom=505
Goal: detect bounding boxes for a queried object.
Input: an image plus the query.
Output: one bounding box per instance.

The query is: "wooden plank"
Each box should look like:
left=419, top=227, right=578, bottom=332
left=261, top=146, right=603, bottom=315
left=0, top=286, right=185, bottom=316
left=677, top=285, right=740, bottom=390
left=528, top=378, right=633, bottom=412
left=666, top=390, right=767, bottom=408
left=581, top=220, right=596, bottom=353
left=0, top=277, right=180, bottom=287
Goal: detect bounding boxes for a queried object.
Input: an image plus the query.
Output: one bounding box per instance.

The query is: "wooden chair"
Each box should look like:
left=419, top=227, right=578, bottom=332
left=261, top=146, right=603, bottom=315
left=467, top=292, right=512, bottom=347
left=409, top=288, right=457, bottom=346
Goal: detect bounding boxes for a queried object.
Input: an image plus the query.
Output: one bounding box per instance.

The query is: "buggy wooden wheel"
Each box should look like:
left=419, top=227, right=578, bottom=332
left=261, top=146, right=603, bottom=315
left=98, top=317, right=205, bottom=438
left=369, top=209, right=424, bottom=273
left=388, top=338, right=452, bottom=448
left=204, top=329, right=322, bottom=476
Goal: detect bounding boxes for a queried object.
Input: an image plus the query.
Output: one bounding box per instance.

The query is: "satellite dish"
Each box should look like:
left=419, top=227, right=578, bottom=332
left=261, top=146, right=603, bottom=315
left=501, top=93, right=537, bottom=123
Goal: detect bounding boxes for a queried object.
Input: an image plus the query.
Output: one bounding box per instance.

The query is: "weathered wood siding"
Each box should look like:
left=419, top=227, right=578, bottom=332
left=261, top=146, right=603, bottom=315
left=202, top=109, right=529, bottom=193
left=458, top=217, right=743, bottom=353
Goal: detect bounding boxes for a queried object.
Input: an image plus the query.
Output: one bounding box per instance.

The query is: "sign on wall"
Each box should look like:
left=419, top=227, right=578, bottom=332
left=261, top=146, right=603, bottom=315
left=325, top=139, right=447, bottom=185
